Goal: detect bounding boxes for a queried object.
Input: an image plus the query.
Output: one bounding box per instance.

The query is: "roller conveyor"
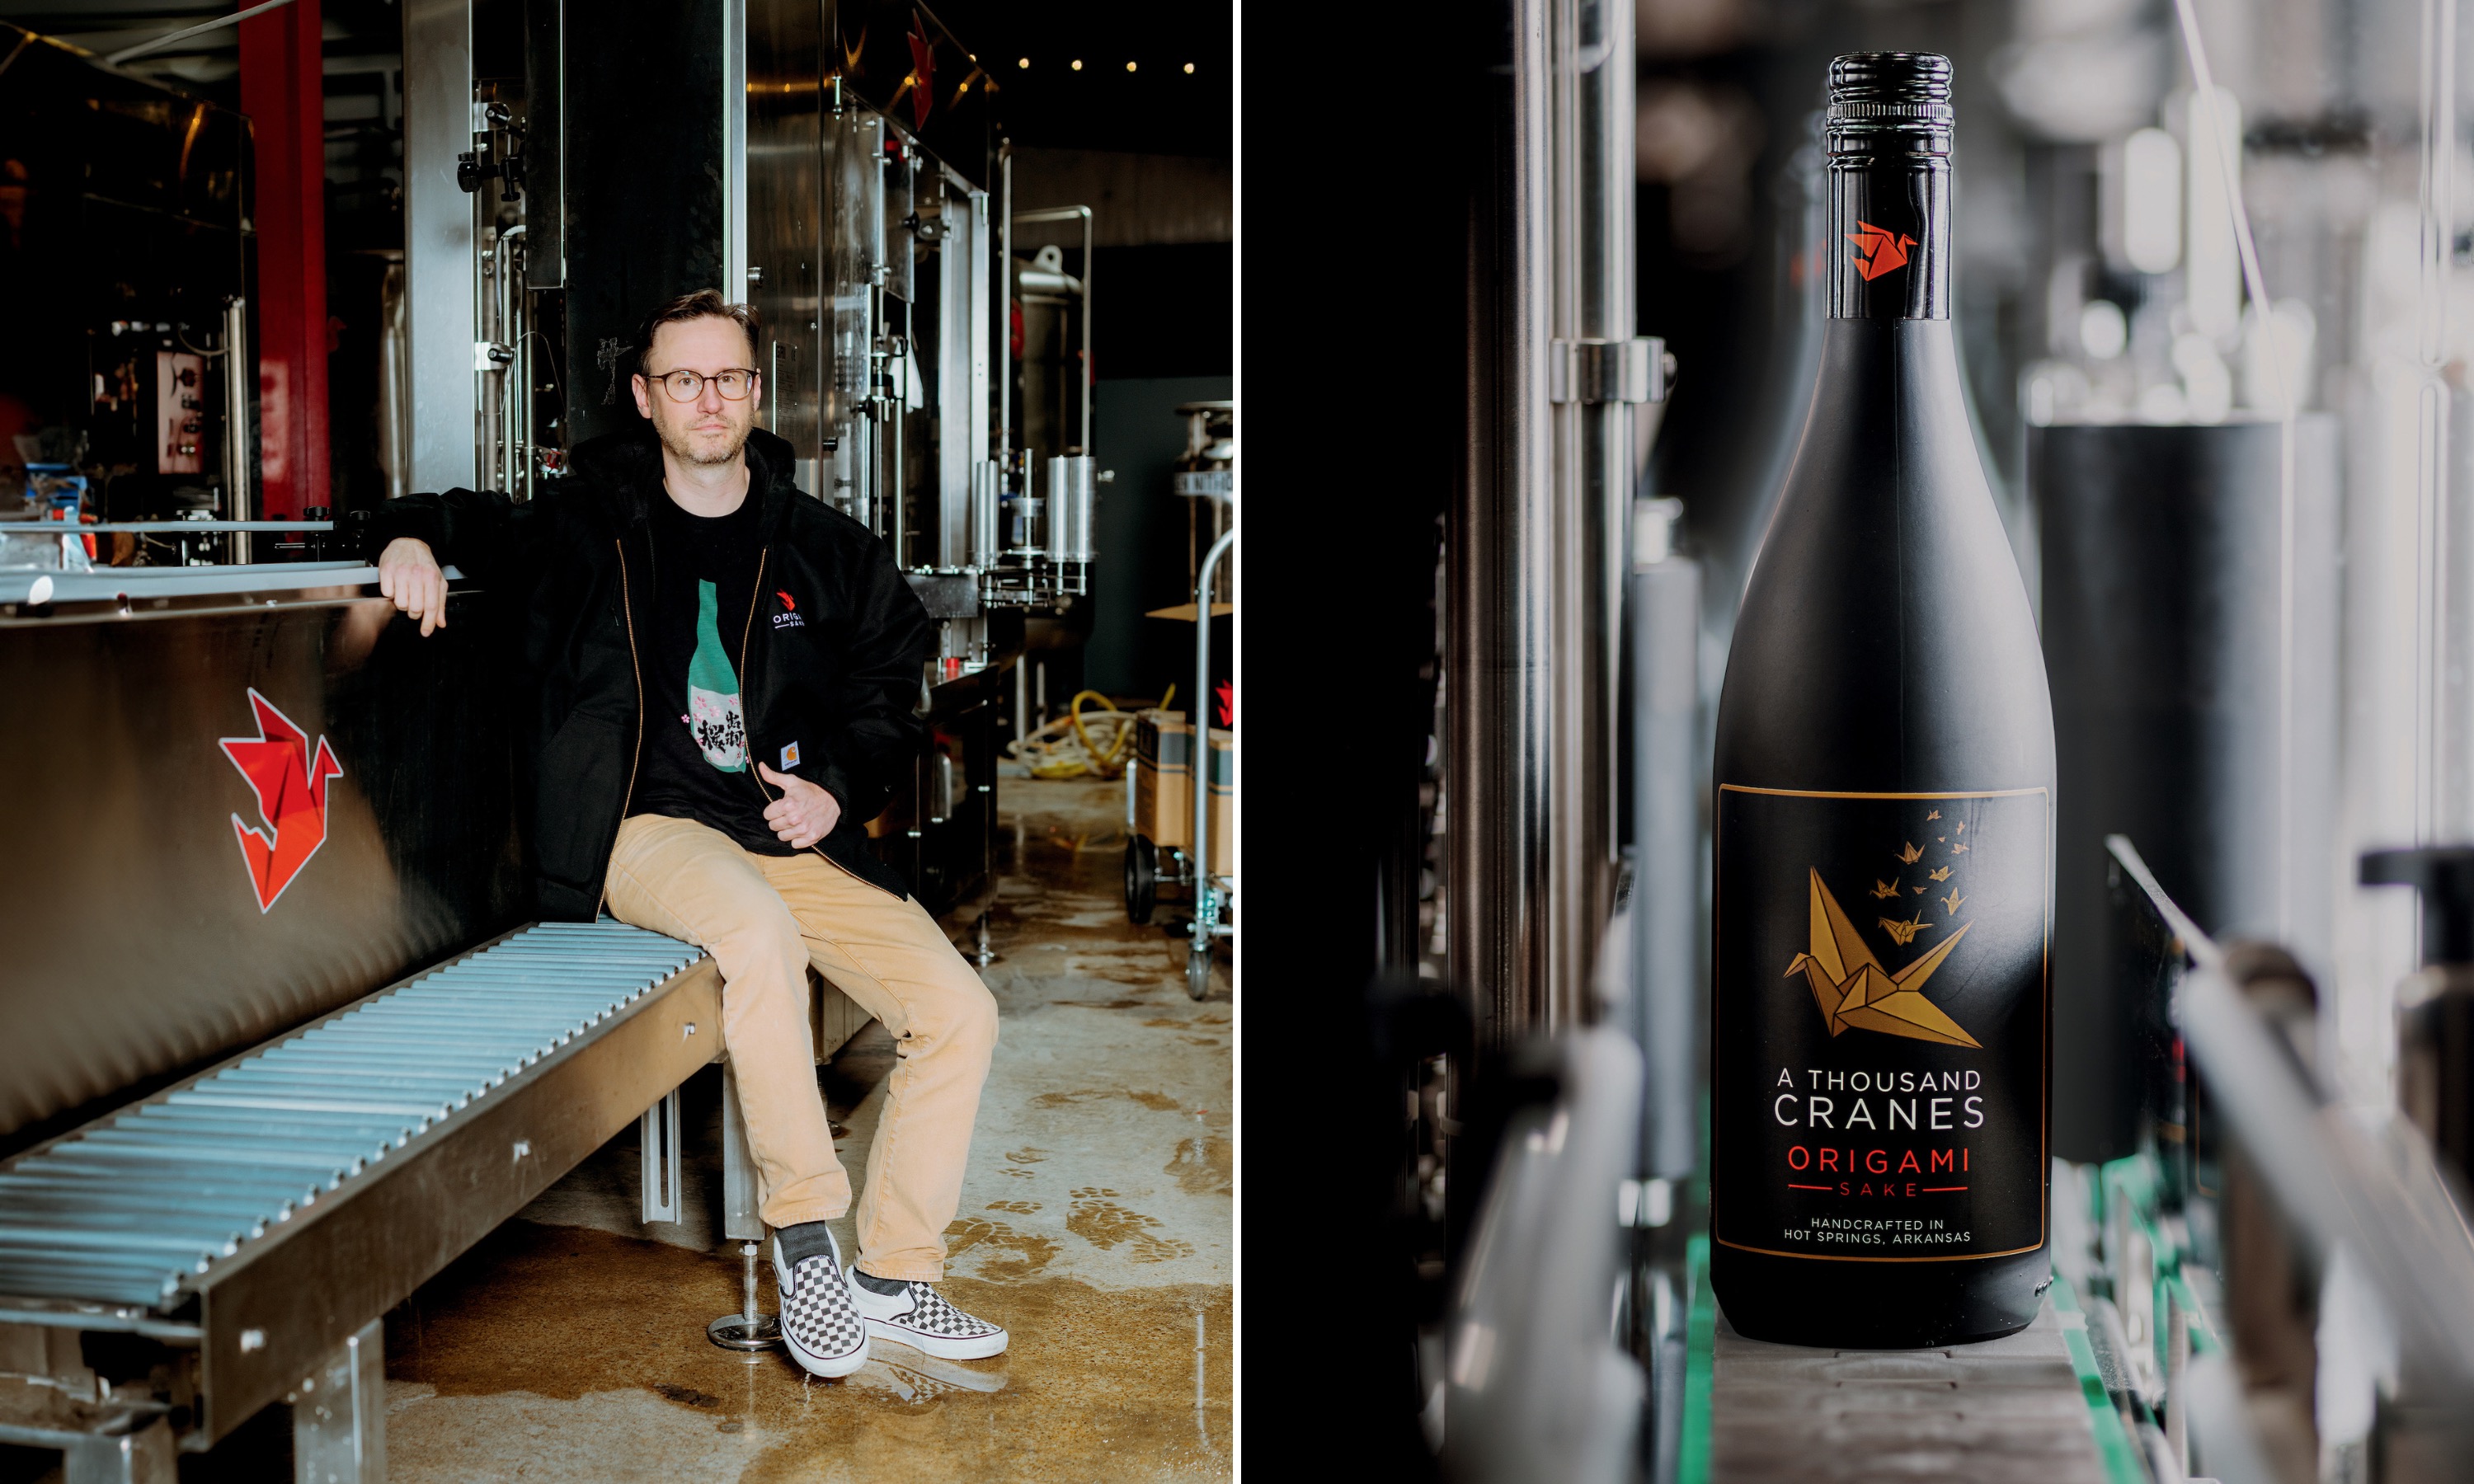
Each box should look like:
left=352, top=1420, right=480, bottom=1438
left=0, top=917, right=727, bottom=1449
left=0, top=921, right=703, bottom=1310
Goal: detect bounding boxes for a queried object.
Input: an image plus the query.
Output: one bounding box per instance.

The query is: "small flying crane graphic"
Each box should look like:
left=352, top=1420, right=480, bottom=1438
left=1879, top=913, right=1933, bottom=946
left=1895, top=841, right=1925, bottom=865
left=1870, top=880, right=1902, bottom=900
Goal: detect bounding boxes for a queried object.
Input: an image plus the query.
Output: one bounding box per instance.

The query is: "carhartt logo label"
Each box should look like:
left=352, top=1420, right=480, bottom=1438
left=220, top=688, right=343, bottom=913
left=772, top=589, right=805, bottom=630
left=1846, top=221, right=1917, bottom=281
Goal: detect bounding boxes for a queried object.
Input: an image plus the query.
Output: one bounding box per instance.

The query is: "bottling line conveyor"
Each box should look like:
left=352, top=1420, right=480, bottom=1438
left=0, top=919, right=722, bottom=1478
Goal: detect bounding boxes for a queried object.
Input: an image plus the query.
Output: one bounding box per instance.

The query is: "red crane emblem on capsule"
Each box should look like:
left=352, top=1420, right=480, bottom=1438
left=220, top=688, right=344, bottom=913
left=1846, top=221, right=1917, bottom=281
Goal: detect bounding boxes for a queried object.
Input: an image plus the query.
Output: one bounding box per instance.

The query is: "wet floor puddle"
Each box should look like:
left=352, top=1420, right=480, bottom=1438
left=388, top=1219, right=1230, bottom=1481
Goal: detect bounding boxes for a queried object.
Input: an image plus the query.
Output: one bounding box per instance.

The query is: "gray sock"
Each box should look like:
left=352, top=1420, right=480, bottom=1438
left=851, top=1270, right=909, bottom=1296
left=775, top=1221, right=838, bottom=1269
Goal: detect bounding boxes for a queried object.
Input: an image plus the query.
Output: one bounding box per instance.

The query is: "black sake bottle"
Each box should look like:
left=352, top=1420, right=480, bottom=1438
left=1710, top=53, right=2058, bottom=1348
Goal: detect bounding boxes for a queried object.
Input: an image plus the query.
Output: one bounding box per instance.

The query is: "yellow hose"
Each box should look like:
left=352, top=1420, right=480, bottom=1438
left=1070, top=690, right=1136, bottom=769
left=1006, top=685, right=1184, bottom=780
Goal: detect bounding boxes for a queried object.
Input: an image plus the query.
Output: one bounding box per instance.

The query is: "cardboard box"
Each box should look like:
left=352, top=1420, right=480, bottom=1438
left=1132, top=711, right=1232, bottom=876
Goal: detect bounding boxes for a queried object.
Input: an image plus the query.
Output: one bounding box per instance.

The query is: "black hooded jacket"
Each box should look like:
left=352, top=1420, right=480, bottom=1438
left=365, top=425, right=933, bottom=917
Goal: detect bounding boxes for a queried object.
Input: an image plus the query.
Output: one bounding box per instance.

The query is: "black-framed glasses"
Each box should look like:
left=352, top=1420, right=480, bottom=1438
left=645, top=367, right=760, bottom=402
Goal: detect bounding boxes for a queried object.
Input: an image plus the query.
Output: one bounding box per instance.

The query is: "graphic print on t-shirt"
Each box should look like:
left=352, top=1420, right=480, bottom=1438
left=685, top=579, right=747, bottom=772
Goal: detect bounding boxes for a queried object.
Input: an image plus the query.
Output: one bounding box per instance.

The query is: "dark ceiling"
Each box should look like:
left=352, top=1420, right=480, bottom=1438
left=927, top=0, right=1232, bottom=158
left=2, top=1, right=1234, bottom=159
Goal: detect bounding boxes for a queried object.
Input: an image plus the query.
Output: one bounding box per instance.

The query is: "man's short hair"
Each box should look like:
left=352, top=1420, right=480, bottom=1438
left=631, top=289, right=760, bottom=376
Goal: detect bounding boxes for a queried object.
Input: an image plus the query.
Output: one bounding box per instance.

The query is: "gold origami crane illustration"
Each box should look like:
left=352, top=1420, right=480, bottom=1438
left=1785, top=869, right=1979, bottom=1047
left=1942, top=890, right=1966, bottom=914
left=1870, top=879, right=1901, bottom=900
left=1929, top=866, right=1952, bottom=882
left=1955, top=820, right=1967, bottom=834
left=1896, top=842, right=1924, bottom=865
left=1950, top=842, right=1968, bottom=854
left=1926, top=810, right=1941, bottom=820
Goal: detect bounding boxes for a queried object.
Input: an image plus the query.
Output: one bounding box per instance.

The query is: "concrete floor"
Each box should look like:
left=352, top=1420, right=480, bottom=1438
left=379, top=776, right=1233, bottom=1483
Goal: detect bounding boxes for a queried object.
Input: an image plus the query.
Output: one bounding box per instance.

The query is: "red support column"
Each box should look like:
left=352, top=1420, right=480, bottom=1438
left=239, top=0, right=327, bottom=520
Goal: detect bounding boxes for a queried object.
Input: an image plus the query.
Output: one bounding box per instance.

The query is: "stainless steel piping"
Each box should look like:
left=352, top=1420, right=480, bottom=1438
left=1451, top=0, right=1554, bottom=1045
left=1550, top=0, right=1638, bottom=1014
left=403, top=0, right=477, bottom=493
left=1450, top=0, right=1644, bottom=1043
left=998, top=141, right=1012, bottom=479
left=220, top=295, right=253, bottom=564
left=1193, top=528, right=1236, bottom=897
left=1015, top=205, right=1094, bottom=453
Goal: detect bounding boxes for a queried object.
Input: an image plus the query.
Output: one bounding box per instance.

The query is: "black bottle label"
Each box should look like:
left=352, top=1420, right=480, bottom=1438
left=1713, top=786, right=2048, bottom=1261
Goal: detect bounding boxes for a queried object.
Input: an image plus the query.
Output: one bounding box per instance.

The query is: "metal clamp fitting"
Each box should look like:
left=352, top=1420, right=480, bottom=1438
left=1549, top=337, right=1673, bottom=405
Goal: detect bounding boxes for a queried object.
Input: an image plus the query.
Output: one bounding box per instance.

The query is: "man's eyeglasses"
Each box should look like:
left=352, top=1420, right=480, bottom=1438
left=645, top=368, right=760, bottom=402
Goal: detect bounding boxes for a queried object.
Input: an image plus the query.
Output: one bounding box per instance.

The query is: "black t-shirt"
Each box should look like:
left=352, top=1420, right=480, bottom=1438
left=628, top=490, right=791, bottom=854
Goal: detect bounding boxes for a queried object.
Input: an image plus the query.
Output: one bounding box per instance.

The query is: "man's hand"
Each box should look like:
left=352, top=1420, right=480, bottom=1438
left=375, top=538, right=448, bottom=636
left=758, top=763, right=841, bottom=848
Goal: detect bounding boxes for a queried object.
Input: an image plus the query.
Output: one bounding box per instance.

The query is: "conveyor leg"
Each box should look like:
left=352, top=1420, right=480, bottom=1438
left=291, top=1317, right=383, bottom=1484
left=720, top=1061, right=763, bottom=1243
left=640, top=1087, right=683, bottom=1224
left=708, top=1242, right=783, bottom=1353
left=55, top=1414, right=176, bottom=1484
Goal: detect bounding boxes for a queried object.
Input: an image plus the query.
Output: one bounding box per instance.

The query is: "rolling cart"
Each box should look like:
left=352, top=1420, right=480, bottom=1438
left=1124, top=529, right=1235, bottom=999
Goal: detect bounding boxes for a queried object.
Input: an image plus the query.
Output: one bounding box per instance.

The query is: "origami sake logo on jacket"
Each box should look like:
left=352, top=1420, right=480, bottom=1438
left=220, top=688, right=343, bottom=913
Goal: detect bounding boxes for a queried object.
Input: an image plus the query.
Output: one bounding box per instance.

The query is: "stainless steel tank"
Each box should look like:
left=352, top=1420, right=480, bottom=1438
left=1047, top=454, right=1096, bottom=563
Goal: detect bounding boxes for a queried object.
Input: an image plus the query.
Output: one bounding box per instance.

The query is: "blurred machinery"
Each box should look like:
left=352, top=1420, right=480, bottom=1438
left=1122, top=528, right=1237, bottom=1000
left=1, top=2, right=1103, bottom=915
left=0, top=28, right=257, bottom=566
left=1125, top=397, right=1236, bottom=977
left=390, top=0, right=1096, bottom=913
left=1175, top=399, right=1233, bottom=605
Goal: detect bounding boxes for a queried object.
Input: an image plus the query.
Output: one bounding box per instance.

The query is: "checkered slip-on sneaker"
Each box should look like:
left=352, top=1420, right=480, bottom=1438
left=772, top=1230, right=870, bottom=1378
left=846, top=1275, right=1010, bottom=1360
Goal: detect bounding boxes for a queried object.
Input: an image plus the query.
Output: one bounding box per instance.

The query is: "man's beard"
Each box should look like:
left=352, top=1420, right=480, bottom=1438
left=653, top=411, right=750, bottom=467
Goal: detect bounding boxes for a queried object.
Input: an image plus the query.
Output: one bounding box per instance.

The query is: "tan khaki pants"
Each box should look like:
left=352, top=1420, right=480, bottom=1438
left=604, top=813, right=997, bottom=1282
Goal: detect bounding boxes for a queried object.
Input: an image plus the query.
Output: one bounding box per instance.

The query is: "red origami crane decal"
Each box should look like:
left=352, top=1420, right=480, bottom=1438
left=1846, top=220, right=1917, bottom=282
left=906, top=15, right=936, bottom=129
left=220, top=688, right=344, bottom=913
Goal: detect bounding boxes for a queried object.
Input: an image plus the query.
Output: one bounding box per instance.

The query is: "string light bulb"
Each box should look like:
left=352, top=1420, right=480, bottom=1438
left=1183, top=62, right=1196, bottom=73
left=1126, top=60, right=1137, bottom=72
left=1017, top=56, right=1029, bottom=68
left=1070, top=59, right=1083, bottom=70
